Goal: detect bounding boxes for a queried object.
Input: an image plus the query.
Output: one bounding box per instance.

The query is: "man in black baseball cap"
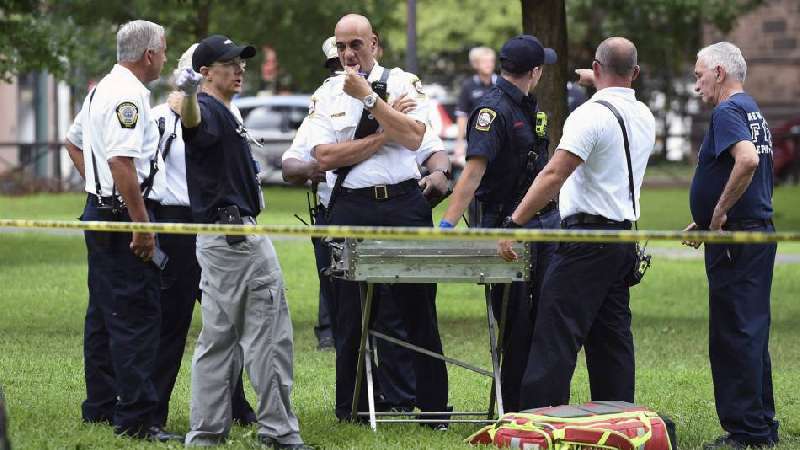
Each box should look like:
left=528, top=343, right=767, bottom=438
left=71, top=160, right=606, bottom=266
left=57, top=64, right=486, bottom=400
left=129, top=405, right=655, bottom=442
left=176, top=36, right=311, bottom=448
left=499, top=34, right=557, bottom=74
left=191, top=34, right=256, bottom=72
left=440, top=33, right=560, bottom=412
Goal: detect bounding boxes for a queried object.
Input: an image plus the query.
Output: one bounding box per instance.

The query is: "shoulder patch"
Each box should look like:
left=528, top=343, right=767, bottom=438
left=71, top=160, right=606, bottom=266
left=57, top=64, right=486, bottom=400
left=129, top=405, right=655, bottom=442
left=475, top=108, right=497, bottom=132
left=116, top=101, right=139, bottom=128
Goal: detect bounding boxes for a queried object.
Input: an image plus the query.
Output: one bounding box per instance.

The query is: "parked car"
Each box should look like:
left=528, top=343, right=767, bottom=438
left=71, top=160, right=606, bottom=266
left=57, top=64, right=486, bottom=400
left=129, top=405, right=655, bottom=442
left=771, top=116, right=800, bottom=185
left=232, top=95, right=311, bottom=184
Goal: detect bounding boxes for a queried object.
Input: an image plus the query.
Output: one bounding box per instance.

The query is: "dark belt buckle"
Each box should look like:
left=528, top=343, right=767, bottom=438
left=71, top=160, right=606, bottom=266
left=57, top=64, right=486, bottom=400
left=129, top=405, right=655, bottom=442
left=374, top=185, right=388, bottom=200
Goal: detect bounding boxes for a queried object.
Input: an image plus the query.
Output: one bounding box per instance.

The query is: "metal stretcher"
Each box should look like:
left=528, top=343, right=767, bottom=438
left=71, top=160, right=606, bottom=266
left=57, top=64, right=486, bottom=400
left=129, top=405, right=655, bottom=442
left=329, top=238, right=530, bottom=431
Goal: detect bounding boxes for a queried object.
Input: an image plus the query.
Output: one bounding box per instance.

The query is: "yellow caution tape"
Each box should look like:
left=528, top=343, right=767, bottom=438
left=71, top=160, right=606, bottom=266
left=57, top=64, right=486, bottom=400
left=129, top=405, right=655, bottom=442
left=0, top=219, right=798, bottom=244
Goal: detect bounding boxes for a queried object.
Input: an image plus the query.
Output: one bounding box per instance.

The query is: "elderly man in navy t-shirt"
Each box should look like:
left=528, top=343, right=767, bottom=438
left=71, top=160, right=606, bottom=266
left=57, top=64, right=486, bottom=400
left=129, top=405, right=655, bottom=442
left=686, top=42, right=779, bottom=450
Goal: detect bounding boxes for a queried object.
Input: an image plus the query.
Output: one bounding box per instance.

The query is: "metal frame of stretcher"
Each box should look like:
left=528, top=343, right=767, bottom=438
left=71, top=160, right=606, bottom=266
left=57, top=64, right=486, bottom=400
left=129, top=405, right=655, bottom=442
left=329, top=238, right=530, bottom=431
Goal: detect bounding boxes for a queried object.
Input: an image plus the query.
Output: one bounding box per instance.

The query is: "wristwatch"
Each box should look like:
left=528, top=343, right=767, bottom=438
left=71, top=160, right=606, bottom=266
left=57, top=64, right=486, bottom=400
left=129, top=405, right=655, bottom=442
left=500, top=216, right=522, bottom=229
left=362, top=92, right=378, bottom=109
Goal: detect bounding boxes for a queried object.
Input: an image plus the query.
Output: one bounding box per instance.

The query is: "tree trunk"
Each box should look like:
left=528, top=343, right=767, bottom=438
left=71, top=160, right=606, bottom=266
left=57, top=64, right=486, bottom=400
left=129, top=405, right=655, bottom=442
left=521, top=0, right=568, bottom=155
left=192, top=0, right=211, bottom=40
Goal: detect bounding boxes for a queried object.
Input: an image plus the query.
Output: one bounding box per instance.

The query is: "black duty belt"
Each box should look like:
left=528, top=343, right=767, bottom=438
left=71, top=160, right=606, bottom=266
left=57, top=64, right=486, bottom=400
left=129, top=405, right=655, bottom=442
left=152, top=203, right=193, bottom=222
left=339, top=178, right=419, bottom=201
left=723, top=218, right=773, bottom=231
left=561, top=213, right=632, bottom=229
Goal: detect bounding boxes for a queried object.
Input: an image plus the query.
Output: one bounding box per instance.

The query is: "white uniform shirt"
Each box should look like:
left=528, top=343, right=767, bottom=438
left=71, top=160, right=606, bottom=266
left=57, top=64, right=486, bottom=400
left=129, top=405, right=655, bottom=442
left=557, top=87, right=655, bottom=221
left=151, top=103, right=189, bottom=206
left=75, top=64, right=164, bottom=200
left=304, top=63, right=432, bottom=189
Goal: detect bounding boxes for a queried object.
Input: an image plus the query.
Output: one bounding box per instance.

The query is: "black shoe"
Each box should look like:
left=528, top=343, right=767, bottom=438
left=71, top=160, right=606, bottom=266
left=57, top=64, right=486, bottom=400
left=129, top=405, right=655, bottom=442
left=233, top=409, right=258, bottom=426
left=316, top=336, right=334, bottom=350
left=115, top=425, right=184, bottom=442
left=703, top=434, right=776, bottom=449
left=258, top=434, right=315, bottom=449
left=142, top=426, right=185, bottom=443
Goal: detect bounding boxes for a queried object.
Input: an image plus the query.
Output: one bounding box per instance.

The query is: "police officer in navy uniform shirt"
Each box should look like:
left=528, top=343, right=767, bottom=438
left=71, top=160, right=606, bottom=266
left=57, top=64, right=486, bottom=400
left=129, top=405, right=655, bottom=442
left=499, top=37, right=655, bottom=410
left=67, top=19, right=181, bottom=442
left=440, top=35, right=559, bottom=413
left=685, top=42, right=779, bottom=450
left=303, top=14, right=449, bottom=425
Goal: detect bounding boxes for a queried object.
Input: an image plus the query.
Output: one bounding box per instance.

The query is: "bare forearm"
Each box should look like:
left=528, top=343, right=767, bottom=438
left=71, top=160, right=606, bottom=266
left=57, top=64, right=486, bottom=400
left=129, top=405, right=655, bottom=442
left=313, top=133, right=385, bottom=171
left=715, top=159, right=757, bottom=217
left=282, top=158, right=314, bottom=185
left=108, top=157, right=149, bottom=223
left=371, top=99, right=425, bottom=150
left=180, top=92, right=201, bottom=128
left=442, top=160, right=485, bottom=224
left=66, top=140, right=85, bottom=179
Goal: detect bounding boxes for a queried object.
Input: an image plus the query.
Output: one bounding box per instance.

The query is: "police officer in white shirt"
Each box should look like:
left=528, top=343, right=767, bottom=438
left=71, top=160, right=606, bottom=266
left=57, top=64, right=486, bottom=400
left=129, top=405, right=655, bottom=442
left=148, top=44, right=256, bottom=429
left=303, top=14, right=449, bottom=425
left=68, top=20, right=182, bottom=442
left=498, top=37, right=655, bottom=410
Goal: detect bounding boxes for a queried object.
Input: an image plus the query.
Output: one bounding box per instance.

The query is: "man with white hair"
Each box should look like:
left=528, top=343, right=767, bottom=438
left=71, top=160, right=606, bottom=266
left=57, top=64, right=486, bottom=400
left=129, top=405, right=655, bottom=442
left=148, top=43, right=256, bottom=430
left=685, top=42, right=778, bottom=450
left=67, top=19, right=181, bottom=441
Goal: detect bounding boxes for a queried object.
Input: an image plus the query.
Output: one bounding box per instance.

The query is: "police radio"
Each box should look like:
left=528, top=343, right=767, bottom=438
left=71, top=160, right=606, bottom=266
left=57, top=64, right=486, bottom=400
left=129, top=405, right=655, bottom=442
left=371, top=79, right=389, bottom=102
left=535, top=111, right=548, bottom=138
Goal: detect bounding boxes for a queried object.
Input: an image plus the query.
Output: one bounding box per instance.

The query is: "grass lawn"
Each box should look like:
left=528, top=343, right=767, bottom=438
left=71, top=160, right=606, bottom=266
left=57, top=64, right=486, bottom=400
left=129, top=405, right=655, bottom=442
left=1, top=186, right=799, bottom=449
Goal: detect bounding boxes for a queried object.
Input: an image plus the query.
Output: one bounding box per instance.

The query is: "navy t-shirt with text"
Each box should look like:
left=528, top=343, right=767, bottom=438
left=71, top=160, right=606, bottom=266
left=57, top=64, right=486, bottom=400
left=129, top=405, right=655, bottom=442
left=689, top=93, right=773, bottom=229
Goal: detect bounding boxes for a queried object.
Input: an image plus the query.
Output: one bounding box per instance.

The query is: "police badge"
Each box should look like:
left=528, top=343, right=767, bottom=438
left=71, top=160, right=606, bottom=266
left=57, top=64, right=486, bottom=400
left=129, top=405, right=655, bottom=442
left=475, top=107, right=496, bottom=131
left=116, top=101, right=139, bottom=128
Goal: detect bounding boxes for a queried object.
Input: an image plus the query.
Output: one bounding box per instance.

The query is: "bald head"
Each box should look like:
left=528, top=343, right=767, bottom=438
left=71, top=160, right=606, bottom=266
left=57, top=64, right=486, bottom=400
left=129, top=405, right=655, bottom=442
left=335, top=14, right=373, bottom=37
left=595, top=37, right=638, bottom=77
left=334, top=14, right=377, bottom=73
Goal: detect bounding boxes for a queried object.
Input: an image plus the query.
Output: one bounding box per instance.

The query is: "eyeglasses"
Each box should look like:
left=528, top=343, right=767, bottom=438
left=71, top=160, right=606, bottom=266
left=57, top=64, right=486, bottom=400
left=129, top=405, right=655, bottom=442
left=593, top=58, right=605, bottom=67
left=214, top=58, right=246, bottom=69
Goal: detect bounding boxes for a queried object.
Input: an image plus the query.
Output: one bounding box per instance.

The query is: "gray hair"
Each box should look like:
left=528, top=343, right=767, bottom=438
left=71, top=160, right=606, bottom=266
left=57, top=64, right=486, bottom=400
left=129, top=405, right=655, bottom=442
left=174, top=43, right=199, bottom=80
left=117, top=20, right=165, bottom=63
left=697, top=42, right=747, bottom=83
left=469, top=47, right=495, bottom=66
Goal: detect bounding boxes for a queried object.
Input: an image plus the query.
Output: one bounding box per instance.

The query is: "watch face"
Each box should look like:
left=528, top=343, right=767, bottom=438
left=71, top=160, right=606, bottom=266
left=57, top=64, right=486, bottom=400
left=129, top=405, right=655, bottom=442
left=364, top=94, right=377, bottom=108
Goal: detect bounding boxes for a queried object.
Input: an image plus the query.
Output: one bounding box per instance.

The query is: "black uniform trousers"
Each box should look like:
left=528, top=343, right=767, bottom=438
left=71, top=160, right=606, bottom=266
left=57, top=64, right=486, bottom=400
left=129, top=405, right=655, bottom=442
left=327, top=185, right=448, bottom=419
left=315, top=204, right=416, bottom=408
left=150, top=204, right=254, bottom=427
left=519, top=221, right=636, bottom=410
left=81, top=194, right=160, bottom=435
left=312, top=205, right=334, bottom=343
left=706, top=222, right=778, bottom=445
left=480, top=207, right=560, bottom=413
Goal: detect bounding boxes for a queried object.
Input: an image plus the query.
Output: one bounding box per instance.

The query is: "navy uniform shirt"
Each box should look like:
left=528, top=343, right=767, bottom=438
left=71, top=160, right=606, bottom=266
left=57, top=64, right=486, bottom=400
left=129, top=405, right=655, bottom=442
left=466, top=76, right=548, bottom=205
left=456, top=74, right=497, bottom=118
left=183, top=92, right=262, bottom=223
left=689, top=92, right=774, bottom=229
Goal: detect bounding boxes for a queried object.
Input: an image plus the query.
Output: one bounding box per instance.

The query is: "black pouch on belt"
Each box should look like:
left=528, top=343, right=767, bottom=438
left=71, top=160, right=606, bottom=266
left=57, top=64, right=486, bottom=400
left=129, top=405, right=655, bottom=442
left=217, top=205, right=246, bottom=246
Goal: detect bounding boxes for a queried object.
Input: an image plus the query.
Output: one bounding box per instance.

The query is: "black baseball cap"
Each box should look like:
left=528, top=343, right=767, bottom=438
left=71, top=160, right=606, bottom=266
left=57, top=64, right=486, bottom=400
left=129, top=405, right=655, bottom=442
left=192, top=34, right=256, bottom=72
left=499, top=35, right=557, bottom=72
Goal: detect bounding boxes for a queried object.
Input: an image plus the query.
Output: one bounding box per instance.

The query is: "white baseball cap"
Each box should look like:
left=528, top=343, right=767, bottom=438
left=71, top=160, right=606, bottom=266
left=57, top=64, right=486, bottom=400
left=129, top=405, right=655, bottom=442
left=322, top=36, right=338, bottom=61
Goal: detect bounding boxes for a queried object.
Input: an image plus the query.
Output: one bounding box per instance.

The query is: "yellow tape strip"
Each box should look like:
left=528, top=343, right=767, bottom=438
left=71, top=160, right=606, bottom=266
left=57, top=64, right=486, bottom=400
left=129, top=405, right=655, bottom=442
left=0, top=219, right=798, bottom=243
